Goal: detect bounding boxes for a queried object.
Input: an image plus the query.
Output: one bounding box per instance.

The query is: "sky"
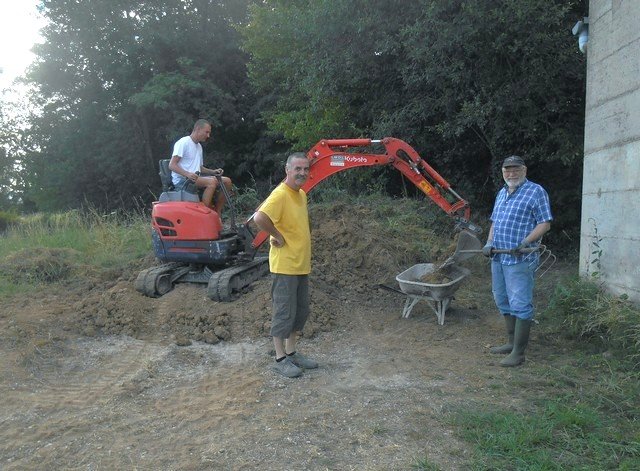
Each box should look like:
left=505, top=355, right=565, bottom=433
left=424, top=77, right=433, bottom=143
left=0, top=0, right=45, bottom=91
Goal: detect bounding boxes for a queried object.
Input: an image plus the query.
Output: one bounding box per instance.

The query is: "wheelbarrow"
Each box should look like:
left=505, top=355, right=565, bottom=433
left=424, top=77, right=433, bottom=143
left=394, top=263, right=471, bottom=324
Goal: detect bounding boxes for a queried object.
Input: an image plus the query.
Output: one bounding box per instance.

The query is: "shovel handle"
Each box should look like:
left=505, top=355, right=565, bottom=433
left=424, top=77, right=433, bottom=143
left=457, top=247, right=541, bottom=254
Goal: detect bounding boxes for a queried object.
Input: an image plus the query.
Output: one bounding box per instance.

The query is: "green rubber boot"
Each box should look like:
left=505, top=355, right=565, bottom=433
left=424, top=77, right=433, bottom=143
left=490, top=315, right=516, bottom=354
left=500, top=318, right=532, bottom=367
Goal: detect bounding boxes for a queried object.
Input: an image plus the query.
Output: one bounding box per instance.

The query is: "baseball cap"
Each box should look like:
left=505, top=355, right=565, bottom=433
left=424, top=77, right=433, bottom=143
left=502, top=155, right=526, bottom=167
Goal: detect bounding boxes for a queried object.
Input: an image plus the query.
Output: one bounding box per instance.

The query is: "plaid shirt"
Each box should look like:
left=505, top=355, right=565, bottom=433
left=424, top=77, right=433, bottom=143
left=490, top=179, right=553, bottom=265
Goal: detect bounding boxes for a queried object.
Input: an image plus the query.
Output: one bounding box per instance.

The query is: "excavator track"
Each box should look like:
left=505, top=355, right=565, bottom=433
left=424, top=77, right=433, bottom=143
left=135, top=262, right=189, bottom=298
left=207, top=256, right=270, bottom=302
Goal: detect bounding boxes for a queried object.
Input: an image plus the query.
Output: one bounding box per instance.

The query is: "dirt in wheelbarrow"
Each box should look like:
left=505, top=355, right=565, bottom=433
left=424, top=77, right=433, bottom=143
left=0, top=200, right=572, bottom=470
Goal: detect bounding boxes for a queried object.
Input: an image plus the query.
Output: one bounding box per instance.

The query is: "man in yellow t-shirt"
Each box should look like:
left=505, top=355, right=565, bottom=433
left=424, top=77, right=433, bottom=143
left=254, top=152, right=317, bottom=378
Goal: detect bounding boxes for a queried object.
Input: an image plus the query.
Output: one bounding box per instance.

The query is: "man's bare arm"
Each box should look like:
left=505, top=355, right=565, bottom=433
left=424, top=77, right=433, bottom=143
left=253, top=211, right=284, bottom=247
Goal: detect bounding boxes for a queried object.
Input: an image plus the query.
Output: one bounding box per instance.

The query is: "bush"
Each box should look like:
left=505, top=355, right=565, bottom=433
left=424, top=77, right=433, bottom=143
left=0, top=210, right=20, bottom=232
left=232, top=186, right=261, bottom=215
left=542, top=277, right=640, bottom=360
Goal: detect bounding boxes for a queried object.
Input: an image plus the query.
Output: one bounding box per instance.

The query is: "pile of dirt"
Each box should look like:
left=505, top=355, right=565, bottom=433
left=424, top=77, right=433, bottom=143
left=65, top=200, right=453, bottom=346
left=0, top=247, right=82, bottom=283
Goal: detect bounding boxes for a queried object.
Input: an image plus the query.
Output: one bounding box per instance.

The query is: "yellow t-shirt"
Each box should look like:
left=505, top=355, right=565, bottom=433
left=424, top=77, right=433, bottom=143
left=258, top=183, right=311, bottom=275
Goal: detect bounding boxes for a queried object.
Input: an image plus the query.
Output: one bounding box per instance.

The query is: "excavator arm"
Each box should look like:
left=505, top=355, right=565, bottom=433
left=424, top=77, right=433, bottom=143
left=249, top=137, right=481, bottom=249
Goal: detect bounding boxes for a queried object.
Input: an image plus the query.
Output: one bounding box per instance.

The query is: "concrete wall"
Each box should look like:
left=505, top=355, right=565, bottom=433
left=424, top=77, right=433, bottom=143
left=579, top=1, right=640, bottom=302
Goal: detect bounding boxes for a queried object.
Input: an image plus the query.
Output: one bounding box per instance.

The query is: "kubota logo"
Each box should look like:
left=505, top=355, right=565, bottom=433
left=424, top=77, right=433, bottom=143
left=345, top=156, right=368, bottom=163
left=330, top=155, right=368, bottom=166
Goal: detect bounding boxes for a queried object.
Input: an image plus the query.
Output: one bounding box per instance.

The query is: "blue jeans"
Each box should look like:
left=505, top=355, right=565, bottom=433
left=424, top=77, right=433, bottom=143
left=491, top=259, right=537, bottom=320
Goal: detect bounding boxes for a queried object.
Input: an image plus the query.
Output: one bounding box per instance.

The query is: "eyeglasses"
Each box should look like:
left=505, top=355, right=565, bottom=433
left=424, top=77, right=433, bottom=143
left=502, top=167, right=525, bottom=174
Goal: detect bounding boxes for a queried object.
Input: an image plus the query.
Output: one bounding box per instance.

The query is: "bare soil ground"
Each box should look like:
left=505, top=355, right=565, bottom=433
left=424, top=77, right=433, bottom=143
left=0, top=204, right=572, bottom=470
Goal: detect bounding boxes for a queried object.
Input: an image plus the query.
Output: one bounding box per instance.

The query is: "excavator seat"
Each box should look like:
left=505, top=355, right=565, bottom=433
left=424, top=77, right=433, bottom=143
left=157, top=159, right=200, bottom=203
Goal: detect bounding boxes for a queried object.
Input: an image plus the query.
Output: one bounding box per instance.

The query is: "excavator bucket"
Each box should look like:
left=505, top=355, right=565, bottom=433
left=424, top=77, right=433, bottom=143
left=438, top=230, right=483, bottom=269
left=451, top=230, right=483, bottom=263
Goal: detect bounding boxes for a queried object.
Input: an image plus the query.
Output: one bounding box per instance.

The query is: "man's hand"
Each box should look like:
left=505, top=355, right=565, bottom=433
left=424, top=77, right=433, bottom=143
left=482, top=243, right=493, bottom=257
left=270, top=234, right=285, bottom=248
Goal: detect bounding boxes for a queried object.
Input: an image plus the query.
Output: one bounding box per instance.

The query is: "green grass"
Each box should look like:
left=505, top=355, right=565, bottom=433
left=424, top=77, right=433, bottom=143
left=440, top=276, right=640, bottom=470
left=0, top=208, right=151, bottom=297
left=450, top=394, right=640, bottom=470
left=411, top=457, right=443, bottom=471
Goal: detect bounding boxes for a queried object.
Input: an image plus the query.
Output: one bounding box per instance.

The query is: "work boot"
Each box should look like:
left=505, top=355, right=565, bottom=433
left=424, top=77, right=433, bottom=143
left=500, top=318, right=532, bottom=367
left=490, top=315, right=516, bottom=354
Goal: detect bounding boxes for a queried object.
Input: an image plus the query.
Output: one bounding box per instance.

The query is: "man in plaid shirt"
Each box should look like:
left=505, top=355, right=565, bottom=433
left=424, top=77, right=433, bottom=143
left=483, top=155, right=552, bottom=367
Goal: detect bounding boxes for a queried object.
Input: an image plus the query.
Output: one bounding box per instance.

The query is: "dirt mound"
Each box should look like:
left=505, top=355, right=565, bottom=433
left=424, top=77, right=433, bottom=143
left=72, top=200, right=455, bottom=345
left=0, top=247, right=82, bottom=283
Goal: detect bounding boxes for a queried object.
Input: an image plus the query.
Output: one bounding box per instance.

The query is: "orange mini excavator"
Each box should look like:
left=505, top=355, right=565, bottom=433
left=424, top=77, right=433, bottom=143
left=135, top=137, right=481, bottom=301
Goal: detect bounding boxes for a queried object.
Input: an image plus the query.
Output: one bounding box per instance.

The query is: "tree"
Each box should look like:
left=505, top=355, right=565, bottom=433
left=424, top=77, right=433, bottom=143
left=22, top=0, right=271, bottom=211
left=0, top=91, right=31, bottom=211
left=242, top=0, right=587, bottom=240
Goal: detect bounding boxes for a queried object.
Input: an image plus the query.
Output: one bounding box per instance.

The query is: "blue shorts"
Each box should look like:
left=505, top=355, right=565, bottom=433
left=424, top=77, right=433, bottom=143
left=491, top=259, right=538, bottom=320
left=173, top=176, right=220, bottom=194
left=172, top=176, right=196, bottom=193
left=270, top=274, right=310, bottom=338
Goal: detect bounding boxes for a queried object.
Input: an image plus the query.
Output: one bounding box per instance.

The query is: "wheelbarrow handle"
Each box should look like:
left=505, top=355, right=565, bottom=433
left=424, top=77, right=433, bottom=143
left=376, top=284, right=406, bottom=295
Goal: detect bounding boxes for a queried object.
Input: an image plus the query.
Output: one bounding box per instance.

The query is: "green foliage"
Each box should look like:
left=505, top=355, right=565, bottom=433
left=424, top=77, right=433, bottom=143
left=0, top=95, right=31, bottom=212
left=0, top=210, right=20, bottom=232
left=232, top=185, right=261, bottom=214
left=267, top=98, right=355, bottom=150
left=5, top=0, right=588, bottom=252
left=21, top=0, right=272, bottom=211
left=308, top=169, right=395, bottom=204
left=242, top=0, right=417, bottom=147
left=541, top=277, right=640, bottom=360
left=241, top=0, right=587, bottom=245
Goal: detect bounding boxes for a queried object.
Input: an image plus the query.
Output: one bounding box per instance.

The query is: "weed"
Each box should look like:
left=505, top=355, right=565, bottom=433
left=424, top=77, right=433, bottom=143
left=411, top=456, right=442, bottom=470
left=0, top=210, right=20, bottom=232
left=0, top=247, right=80, bottom=283
left=446, top=271, right=640, bottom=470
left=232, top=186, right=261, bottom=214
left=586, top=218, right=603, bottom=279
left=540, top=277, right=640, bottom=361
